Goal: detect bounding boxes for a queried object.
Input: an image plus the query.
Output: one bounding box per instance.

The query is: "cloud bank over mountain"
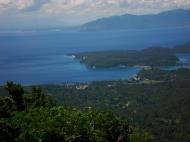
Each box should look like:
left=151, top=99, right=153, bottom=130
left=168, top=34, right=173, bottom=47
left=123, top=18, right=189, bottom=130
left=0, top=0, right=190, bottom=29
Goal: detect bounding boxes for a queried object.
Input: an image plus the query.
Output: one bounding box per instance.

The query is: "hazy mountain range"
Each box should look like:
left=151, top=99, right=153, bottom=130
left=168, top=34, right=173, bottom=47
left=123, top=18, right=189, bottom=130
left=80, top=9, right=190, bottom=31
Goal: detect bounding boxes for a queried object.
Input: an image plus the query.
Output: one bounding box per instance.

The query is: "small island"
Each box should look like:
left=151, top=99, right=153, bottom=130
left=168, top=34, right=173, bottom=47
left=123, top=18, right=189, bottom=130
left=71, top=43, right=190, bottom=69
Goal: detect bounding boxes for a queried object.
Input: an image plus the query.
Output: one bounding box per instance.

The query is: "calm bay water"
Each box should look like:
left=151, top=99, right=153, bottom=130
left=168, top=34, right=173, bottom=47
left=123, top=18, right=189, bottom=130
left=0, top=27, right=190, bottom=85
left=0, top=55, right=141, bottom=84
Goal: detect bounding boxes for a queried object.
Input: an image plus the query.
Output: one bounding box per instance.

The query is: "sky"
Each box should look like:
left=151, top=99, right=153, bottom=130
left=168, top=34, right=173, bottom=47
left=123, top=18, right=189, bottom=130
left=0, top=0, right=190, bottom=29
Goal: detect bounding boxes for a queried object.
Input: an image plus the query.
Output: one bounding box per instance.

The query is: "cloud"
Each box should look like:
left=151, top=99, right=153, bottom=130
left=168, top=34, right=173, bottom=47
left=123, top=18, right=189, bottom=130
left=0, top=0, right=190, bottom=28
left=0, top=0, right=50, bottom=12
left=40, top=0, right=190, bottom=15
left=16, top=0, right=34, bottom=10
left=0, top=0, right=13, bottom=11
left=39, top=0, right=190, bottom=18
left=1, top=0, right=190, bottom=14
left=0, top=0, right=11, bottom=5
left=37, top=0, right=190, bottom=25
left=21, top=0, right=50, bottom=12
left=0, top=0, right=34, bottom=12
left=1, top=0, right=190, bottom=16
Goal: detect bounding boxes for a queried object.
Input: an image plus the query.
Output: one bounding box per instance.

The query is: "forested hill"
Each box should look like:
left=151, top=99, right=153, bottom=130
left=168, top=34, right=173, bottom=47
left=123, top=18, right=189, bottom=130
left=80, top=9, right=190, bottom=31
left=72, top=43, right=190, bottom=69
left=174, top=42, right=190, bottom=53
left=26, top=68, right=190, bottom=142
left=1, top=68, right=190, bottom=142
left=0, top=82, right=151, bottom=142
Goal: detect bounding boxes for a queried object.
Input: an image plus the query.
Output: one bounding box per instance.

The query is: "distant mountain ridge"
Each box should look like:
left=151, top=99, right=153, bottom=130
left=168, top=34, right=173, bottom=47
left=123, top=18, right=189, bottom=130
left=80, top=9, right=190, bottom=31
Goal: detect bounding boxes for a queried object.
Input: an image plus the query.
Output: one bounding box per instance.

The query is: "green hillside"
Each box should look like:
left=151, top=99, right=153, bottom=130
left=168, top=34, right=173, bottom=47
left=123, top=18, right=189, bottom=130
left=72, top=43, right=190, bottom=68
left=33, top=68, right=190, bottom=142
left=0, top=82, right=151, bottom=142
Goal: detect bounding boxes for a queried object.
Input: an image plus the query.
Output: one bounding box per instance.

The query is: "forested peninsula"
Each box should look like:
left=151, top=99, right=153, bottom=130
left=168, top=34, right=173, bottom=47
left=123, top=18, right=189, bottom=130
left=71, top=43, right=190, bottom=69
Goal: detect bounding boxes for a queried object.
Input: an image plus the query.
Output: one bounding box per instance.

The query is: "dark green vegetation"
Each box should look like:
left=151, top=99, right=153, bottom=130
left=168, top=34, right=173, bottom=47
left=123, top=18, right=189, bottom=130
left=0, top=82, right=152, bottom=142
left=137, top=68, right=190, bottom=81
left=80, top=9, right=190, bottom=31
left=1, top=50, right=190, bottom=142
left=34, top=68, right=190, bottom=142
left=72, top=43, right=190, bottom=68
left=174, top=42, right=190, bottom=53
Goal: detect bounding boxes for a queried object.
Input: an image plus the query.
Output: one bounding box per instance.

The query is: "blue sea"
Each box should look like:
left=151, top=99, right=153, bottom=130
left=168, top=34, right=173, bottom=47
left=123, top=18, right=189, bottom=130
left=0, top=27, right=190, bottom=85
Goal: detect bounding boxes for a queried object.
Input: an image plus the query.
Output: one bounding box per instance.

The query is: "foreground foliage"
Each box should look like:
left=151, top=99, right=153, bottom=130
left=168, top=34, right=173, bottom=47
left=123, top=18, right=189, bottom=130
left=0, top=82, right=151, bottom=142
